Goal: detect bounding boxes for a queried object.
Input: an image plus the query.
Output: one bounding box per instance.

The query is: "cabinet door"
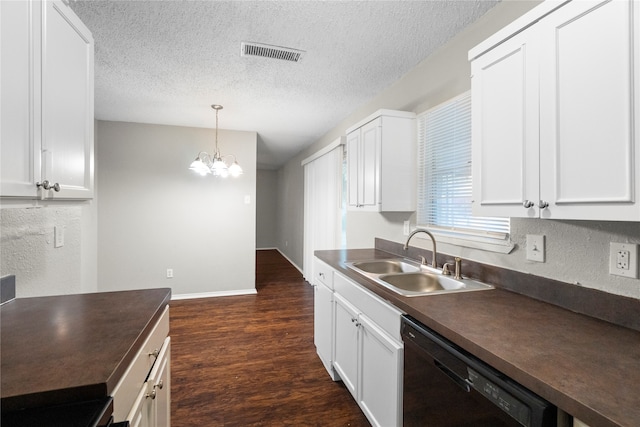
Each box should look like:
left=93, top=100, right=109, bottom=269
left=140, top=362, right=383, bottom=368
left=471, top=27, right=540, bottom=218
left=41, top=0, right=94, bottom=199
left=333, top=293, right=359, bottom=398
left=359, top=118, right=380, bottom=208
left=148, top=336, right=171, bottom=427
left=314, top=281, right=337, bottom=379
left=0, top=0, right=40, bottom=197
left=347, top=130, right=361, bottom=208
left=358, top=314, right=403, bottom=427
left=126, top=385, right=152, bottom=427
left=539, top=0, right=640, bottom=220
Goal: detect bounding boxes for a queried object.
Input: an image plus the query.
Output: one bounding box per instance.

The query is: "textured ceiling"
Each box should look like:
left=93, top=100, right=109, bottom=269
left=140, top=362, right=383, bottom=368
left=70, top=0, right=499, bottom=169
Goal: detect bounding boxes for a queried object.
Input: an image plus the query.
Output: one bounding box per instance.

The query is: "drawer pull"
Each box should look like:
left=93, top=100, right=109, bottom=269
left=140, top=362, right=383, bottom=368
left=146, top=381, right=164, bottom=399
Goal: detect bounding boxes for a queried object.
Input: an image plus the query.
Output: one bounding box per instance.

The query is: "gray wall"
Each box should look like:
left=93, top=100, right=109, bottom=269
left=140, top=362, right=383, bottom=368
left=256, top=169, right=278, bottom=249
left=96, top=121, right=257, bottom=297
left=277, top=157, right=304, bottom=266
left=276, top=0, right=640, bottom=299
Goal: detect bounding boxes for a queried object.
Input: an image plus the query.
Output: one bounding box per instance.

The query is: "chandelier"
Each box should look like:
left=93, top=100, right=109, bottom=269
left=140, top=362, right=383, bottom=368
left=189, top=105, right=243, bottom=177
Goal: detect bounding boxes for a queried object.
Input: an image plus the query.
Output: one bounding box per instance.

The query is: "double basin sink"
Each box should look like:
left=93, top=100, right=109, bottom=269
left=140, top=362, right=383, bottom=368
left=346, top=258, right=493, bottom=297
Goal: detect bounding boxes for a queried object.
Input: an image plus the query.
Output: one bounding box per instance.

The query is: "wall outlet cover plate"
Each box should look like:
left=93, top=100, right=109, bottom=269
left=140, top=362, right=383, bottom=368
left=609, top=242, right=639, bottom=279
left=526, top=234, right=545, bottom=262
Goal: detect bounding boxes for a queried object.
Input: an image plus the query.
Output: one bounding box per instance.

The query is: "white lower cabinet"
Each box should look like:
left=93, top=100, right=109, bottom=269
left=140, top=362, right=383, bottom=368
left=358, top=314, right=403, bottom=427
left=127, top=336, right=171, bottom=427
left=333, top=292, right=360, bottom=396
left=313, top=259, right=340, bottom=381
left=331, top=271, right=403, bottom=427
left=112, top=306, right=171, bottom=426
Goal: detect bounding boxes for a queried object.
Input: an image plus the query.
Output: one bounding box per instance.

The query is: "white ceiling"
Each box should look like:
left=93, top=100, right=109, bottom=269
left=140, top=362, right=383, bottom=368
left=70, top=0, right=500, bottom=169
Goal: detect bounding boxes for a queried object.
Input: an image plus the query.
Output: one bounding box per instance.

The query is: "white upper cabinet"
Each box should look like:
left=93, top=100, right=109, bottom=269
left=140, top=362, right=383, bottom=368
left=470, top=25, right=540, bottom=218
left=346, top=110, right=416, bottom=212
left=470, top=0, right=640, bottom=221
left=1, top=0, right=40, bottom=198
left=1, top=0, right=94, bottom=199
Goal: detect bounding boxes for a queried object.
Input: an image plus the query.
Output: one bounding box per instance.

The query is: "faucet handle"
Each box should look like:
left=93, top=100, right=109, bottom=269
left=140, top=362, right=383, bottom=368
left=420, top=256, right=426, bottom=265
left=442, top=263, right=452, bottom=276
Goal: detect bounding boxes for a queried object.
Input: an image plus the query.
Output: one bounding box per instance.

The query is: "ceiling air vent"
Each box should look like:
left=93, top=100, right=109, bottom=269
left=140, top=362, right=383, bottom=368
left=240, top=42, right=305, bottom=63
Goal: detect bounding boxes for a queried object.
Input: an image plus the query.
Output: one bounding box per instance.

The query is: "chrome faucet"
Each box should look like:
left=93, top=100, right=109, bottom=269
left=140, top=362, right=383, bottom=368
left=403, top=229, right=437, bottom=268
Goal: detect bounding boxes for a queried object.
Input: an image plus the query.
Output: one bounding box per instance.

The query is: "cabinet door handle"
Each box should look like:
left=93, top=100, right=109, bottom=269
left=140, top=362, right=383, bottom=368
left=522, top=200, right=534, bottom=208
left=149, top=348, right=160, bottom=358
left=538, top=200, right=549, bottom=209
left=37, top=180, right=61, bottom=192
left=145, top=381, right=164, bottom=399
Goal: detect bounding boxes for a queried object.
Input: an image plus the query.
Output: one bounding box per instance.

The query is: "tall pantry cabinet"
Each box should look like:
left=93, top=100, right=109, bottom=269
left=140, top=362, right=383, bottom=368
left=470, top=0, right=640, bottom=221
left=1, top=0, right=94, bottom=199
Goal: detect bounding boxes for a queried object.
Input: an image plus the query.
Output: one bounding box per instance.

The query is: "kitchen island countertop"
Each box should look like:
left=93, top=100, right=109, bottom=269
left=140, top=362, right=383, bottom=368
left=1, top=287, right=171, bottom=413
left=316, top=248, right=640, bottom=427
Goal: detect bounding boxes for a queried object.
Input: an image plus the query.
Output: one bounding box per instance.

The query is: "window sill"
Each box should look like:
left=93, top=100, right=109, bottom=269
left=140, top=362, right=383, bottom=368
left=413, top=227, right=515, bottom=254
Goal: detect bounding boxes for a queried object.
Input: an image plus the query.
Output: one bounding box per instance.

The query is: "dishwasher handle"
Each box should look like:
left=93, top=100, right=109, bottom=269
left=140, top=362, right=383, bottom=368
left=434, top=359, right=473, bottom=392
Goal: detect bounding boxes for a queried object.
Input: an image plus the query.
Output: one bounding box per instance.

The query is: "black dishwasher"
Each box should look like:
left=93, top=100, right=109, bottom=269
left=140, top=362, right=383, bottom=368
left=401, top=315, right=556, bottom=427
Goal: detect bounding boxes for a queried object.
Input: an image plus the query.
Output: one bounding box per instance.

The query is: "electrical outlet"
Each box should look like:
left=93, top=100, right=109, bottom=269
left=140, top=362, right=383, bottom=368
left=403, top=221, right=410, bottom=236
left=526, top=234, right=545, bottom=262
left=166, top=269, right=174, bottom=279
left=609, top=243, right=639, bottom=278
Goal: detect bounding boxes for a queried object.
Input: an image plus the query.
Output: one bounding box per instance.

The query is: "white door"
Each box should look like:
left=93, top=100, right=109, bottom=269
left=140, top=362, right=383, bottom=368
left=358, top=314, right=403, bottom=427
left=0, top=0, right=40, bottom=197
left=41, top=0, right=94, bottom=198
left=471, top=26, right=540, bottom=218
left=333, top=293, right=359, bottom=398
left=538, top=0, right=640, bottom=220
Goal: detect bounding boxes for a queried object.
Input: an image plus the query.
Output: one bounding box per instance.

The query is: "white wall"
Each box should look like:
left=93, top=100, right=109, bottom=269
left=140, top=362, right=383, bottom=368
left=96, top=121, right=257, bottom=297
left=0, top=202, right=98, bottom=297
left=256, top=169, right=278, bottom=249
left=276, top=0, right=640, bottom=299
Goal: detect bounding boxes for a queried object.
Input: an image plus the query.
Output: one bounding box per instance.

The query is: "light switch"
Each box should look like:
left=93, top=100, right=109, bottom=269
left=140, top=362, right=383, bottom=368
left=244, top=195, right=251, bottom=204
left=54, top=226, right=64, bottom=248
left=526, top=234, right=545, bottom=262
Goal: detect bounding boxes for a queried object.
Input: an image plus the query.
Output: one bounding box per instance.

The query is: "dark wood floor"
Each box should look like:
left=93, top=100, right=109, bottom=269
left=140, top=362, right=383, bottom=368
left=170, top=250, right=371, bottom=426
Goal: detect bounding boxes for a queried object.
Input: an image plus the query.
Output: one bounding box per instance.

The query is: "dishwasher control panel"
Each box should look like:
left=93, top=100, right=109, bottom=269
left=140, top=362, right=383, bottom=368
left=468, top=368, right=530, bottom=426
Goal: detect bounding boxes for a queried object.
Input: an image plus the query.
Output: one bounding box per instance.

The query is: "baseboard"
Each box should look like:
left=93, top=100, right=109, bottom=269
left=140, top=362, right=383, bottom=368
left=171, top=288, right=257, bottom=300
left=275, top=248, right=303, bottom=274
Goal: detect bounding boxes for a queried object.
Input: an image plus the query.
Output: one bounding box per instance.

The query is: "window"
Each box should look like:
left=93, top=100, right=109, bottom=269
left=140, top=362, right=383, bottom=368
left=417, top=92, right=512, bottom=252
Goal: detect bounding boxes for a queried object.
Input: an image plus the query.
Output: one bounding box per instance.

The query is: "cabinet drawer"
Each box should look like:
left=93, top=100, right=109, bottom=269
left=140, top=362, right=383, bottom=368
left=111, top=305, right=170, bottom=422
left=314, top=259, right=334, bottom=290
left=334, top=272, right=403, bottom=341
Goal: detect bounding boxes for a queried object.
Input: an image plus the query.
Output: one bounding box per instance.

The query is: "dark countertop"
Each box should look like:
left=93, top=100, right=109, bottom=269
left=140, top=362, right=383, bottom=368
left=316, top=249, right=640, bottom=427
left=1, top=288, right=171, bottom=412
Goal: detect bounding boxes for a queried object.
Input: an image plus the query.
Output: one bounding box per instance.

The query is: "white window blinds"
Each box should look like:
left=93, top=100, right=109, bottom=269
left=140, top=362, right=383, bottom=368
left=417, top=92, right=510, bottom=239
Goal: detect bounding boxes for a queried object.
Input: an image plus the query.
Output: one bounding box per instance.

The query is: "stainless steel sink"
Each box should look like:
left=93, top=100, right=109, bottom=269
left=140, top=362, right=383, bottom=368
left=345, top=258, right=493, bottom=297
left=350, top=259, right=420, bottom=274
left=378, top=272, right=463, bottom=293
